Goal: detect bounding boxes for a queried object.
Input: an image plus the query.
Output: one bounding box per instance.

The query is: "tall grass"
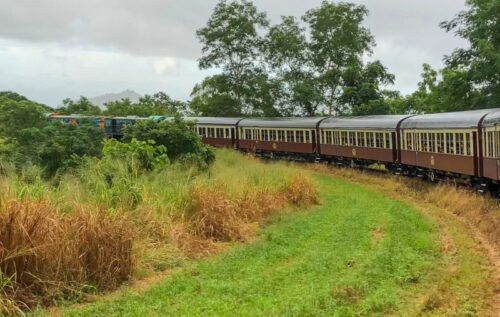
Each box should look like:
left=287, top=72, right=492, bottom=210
left=0, top=149, right=316, bottom=313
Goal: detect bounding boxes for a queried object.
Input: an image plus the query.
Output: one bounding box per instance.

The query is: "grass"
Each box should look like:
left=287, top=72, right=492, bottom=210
left=0, top=149, right=317, bottom=313
left=49, top=173, right=465, bottom=317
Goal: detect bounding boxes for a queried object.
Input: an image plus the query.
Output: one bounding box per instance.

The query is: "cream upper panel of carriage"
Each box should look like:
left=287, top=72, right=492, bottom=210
left=239, top=127, right=315, bottom=144
left=196, top=125, right=235, bottom=139
left=320, top=129, right=393, bottom=149
left=401, top=128, right=476, bottom=156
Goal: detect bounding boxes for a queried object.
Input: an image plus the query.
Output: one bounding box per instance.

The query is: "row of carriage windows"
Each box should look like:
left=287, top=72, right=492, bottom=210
left=403, top=132, right=472, bottom=156
left=241, top=129, right=313, bottom=143
left=321, top=130, right=392, bottom=149
left=196, top=127, right=234, bottom=139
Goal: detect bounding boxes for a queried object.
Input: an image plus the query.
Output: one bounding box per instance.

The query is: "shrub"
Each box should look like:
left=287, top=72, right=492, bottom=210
left=123, top=116, right=215, bottom=167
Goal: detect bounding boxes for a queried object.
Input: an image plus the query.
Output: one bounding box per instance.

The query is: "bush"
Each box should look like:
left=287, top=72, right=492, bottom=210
left=103, top=138, right=169, bottom=171
left=123, top=116, right=215, bottom=167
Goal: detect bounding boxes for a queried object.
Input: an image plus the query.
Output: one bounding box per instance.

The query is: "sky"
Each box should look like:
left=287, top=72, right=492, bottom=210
left=0, top=0, right=468, bottom=107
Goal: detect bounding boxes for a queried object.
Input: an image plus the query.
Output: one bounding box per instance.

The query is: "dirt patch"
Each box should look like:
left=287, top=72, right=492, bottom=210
left=371, top=227, right=386, bottom=247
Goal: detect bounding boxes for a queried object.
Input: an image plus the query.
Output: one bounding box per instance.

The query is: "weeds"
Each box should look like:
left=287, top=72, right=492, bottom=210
left=0, top=149, right=317, bottom=313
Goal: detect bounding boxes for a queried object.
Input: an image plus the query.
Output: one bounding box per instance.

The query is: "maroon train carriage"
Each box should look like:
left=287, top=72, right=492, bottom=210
left=237, top=117, right=326, bottom=159
left=480, top=110, right=500, bottom=183
left=398, top=109, right=500, bottom=183
left=319, top=115, right=410, bottom=168
left=187, top=117, right=243, bottom=148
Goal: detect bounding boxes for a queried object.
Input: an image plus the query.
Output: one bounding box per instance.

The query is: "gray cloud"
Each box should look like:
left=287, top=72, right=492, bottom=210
left=0, top=0, right=468, bottom=104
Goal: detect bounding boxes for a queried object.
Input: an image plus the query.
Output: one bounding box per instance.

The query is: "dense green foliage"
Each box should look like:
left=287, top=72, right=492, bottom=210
left=123, top=117, right=215, bottom=167
left=104, top=92, right=188, bottom=117
left=440, top=0, right=500, bottom=110
left=193, top=1, right=398, bottom=116
left=56, top=97, right=102, bottom=115
left=0, top=92, right=212, bottom=177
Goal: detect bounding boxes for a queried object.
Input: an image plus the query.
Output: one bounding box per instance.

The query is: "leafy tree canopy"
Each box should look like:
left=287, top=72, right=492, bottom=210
left=56, top=97, right=102, bottom=115
left=104, top=92, right=188, bottom=117
left=441, top=0, right=500, bottom=109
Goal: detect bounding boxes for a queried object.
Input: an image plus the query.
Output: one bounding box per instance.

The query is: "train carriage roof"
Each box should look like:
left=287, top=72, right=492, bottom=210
left=184, top=117, right=243, bottom=125
left=401, top=109, right=499, bottom=129
left=320, top=115, right=410, bottom=130
left=238, top=117, right=326, bottom=129
left=482, top=110, right=500, bottom=127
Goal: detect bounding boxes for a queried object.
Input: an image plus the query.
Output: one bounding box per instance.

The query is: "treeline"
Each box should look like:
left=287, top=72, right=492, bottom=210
left=0, top=92, right=213, bottom=178
left=191, top=0, right=499, bottom=116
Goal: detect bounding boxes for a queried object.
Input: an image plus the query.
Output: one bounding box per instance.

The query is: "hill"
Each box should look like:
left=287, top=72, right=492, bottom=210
left=90, top=89, right=142, bottom=109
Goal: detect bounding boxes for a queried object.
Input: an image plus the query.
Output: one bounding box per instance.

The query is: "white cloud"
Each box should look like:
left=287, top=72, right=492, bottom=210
left=0, top=0, right=469, bottom=106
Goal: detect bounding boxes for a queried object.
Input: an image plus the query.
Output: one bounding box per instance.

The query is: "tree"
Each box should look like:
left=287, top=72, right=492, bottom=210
left=303, top=1, right=375, bottom=116
left=196, top=0, right=269, bottom=114
left=0, top=97, right=47, bottom=139
left=104, top=92, right=188, bottom=117
left=57, top=97, right=102, bottom=115
left=190, top=74, right=242, bottom=116
left=340, top=61, right=395, bottom=115
left=265, top=16, right=322, bottom=116
left=441, top=0, right=500, bottom=109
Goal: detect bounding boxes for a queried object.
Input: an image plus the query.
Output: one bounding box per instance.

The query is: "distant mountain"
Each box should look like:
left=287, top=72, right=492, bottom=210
left=90, top=89, right=142, bottom=110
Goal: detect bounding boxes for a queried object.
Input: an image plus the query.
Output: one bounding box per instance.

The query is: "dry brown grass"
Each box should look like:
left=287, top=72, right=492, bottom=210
left=185, top=174, right=317, bottom=243
left=0, top=198, right=133, bottom=313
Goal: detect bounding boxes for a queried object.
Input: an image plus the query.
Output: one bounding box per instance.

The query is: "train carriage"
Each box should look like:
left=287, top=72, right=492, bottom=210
left=237, top=118, right=325, bottom=157
left=187, top=117, right=242, bottom=148
left=399, top=109, right=499, bottom=179
left=319, top=115, right=410, bottom=166
left=481, top=110, right=500, bottom=182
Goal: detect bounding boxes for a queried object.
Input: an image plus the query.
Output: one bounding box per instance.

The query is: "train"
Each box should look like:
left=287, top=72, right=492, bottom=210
left=46, top=109, right=500, bottom=195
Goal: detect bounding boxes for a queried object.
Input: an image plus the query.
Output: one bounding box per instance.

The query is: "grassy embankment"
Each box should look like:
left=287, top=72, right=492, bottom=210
left=0, top=149, right=316, bottom=314
left=47, top=164, right=493, bottom=316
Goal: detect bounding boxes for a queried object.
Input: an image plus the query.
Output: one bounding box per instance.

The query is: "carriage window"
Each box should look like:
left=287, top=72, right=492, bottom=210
left=208, top=128, right=215, bottom=138
left=406, top=133, right=412, bottom=150
left=366, top=133, right=374, bottom=147
left=262, top=130, right=269, bottom=141
left=270, top=130, right=277, bottom=141
left=225, top=128, right=230, bottom=138
left=487, top=131, right=494, bottom=157
left=357, top=132, right=364, bottom=147
left=305, top=131, right=310, bottom=143
left=341, top=132, right=348, bottom=146
left=385, top=133, right=391, bottom=149
left=375, top=133, right=384, bottom=148
left=349, top=132, right=356, bottom=146
left=245, top=129, right=251, bottom=140
left=216, top=128, right=224, bottom=138
left=465, top=133, right=471, bottom=156
left=278, top=130, right=285, bottom=142
left=286, top=130, right=294, bottom=142
left=421, top=133, right=428, bottom=152
left=456, top=133, right=464, bottom=155
left=429, top=133, right=436, bottom=152
left=296, top=131, right=304, bottom=143
left=326, top=131, right=332, bottom=144
left=446, top=133, right=454, bottom=154
left=437, top=133, right=445, bottom=153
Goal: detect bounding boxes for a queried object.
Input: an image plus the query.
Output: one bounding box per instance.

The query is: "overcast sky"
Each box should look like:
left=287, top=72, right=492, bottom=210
left=0, top=0, right=468, bottom=106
